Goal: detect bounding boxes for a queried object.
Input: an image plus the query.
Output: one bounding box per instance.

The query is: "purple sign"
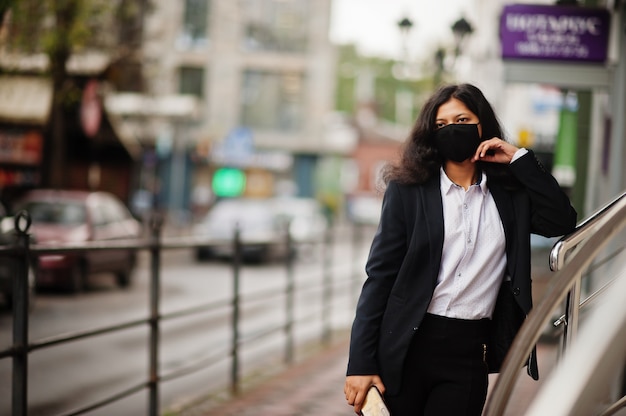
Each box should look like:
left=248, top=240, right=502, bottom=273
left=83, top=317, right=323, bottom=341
left=500, top=4, right=610, bottom=62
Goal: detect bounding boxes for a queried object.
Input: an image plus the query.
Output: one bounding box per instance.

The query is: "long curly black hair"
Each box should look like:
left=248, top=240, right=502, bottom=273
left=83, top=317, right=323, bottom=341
left=382, top=83, right=515, bottom=186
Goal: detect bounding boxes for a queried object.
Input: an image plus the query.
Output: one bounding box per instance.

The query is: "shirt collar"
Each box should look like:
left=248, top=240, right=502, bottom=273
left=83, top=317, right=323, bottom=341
left=440, top=167, right=488, bottom=195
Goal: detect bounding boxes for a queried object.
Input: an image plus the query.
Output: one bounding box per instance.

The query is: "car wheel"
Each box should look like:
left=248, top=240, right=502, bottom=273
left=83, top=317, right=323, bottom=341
left=3, top=289, right=12, bottom=310
left=6, top=265, right=36, bottom=311
left=115, top=270, right=131, bottom=287
left=70, top=262, right=87, bottom=293
left=195, top=246, right=215, bottom=261
left=116, top=253, right=136, bottom=288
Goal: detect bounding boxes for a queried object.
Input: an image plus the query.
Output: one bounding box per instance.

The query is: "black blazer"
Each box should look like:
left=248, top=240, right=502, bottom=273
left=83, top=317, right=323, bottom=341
left=346, top=150, right=577, bottom=395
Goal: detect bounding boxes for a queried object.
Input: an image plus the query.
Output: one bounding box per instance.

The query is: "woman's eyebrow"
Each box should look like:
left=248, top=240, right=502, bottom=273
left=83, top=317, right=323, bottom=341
left=436, top=113, right=469, bottom=121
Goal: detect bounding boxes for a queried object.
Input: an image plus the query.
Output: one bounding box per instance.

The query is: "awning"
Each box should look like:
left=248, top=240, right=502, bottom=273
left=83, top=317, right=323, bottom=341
left=0, top=76, right=52, bottom=124
left=0, top=51, right=111, bottom=76
left=104, top=92, right=200, bottom=159
left=104, top=92, right=199, bottom=119
left=104, top=114, right=144, bottom=161
left=503, top=61, right=612, bottom=89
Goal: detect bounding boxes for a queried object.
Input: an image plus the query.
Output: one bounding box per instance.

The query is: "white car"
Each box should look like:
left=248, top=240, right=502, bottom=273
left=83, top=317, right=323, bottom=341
left=272, top=197, right=328, bottom=244
left=193, top=198, right=288, bottom=262
left=193, top=197, right=328, bottom=262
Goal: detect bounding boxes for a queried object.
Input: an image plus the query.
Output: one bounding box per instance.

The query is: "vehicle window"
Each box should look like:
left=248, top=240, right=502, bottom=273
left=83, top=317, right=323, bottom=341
left=94, top=195, right=130, bottom=226
left=108, top=198, right=130, bottom=221
left=24, top=201, right=86, bottom=225
left=91, top=204, right=107, bottom=226
left=96, top=200, right=115, bottom=225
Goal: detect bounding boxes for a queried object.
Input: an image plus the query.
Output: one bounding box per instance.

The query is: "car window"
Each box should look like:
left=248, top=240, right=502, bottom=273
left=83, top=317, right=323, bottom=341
left=204, top=199, right=278, bottom=230
left=208, top=200, right=268, bottom=220
left=24, top=201, right=86, bottom=225
left=91, top=203, right=107, bottom=226
left=107, top=197, right=131, bottom=221
left=92, top=194, right=134, bottom=228
left=102, top=200, right=117, bottom=225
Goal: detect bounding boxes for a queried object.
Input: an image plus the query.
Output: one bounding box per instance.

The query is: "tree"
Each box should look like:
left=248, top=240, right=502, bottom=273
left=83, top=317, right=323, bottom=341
left=0, top=0, right=146, bottom=188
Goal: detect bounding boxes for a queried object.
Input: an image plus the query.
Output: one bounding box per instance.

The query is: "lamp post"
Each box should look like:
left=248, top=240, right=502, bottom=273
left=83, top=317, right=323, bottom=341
left=433, top=47, right=446, bottom=86
left=397, top=17, right=414, bottom=47
left=432, top=16, right=474, bottom=86
left=395, top=16, right=415, bottom=125
left=451, top=16, right=474, bottom=57
left=397, top=17, right=414, bottom=78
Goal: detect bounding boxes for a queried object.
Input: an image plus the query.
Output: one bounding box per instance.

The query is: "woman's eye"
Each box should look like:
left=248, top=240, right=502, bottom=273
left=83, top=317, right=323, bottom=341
left=436, top=123, right=446, bottom=129
left=457, top=117, right=469, bottom=123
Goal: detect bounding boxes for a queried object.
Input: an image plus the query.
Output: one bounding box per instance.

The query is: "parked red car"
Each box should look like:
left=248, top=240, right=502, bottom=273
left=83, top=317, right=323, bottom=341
left=13, top=190, right=142, bottom=292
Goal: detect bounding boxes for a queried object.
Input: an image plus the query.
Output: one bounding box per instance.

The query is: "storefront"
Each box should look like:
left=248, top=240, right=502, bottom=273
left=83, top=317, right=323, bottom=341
left=0, top=76, right=51, bottom=203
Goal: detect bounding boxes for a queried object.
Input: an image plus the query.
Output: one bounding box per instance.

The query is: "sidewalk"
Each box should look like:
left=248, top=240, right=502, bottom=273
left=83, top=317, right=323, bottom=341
left=179, top=336, right=354, bottom=416
left=178, top=335, right=559, bottom=416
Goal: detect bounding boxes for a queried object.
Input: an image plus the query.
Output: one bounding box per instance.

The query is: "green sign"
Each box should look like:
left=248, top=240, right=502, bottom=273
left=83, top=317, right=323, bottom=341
left=553, top=92, right=578, bottom=188
left=212, top=168, right=246, bottom=197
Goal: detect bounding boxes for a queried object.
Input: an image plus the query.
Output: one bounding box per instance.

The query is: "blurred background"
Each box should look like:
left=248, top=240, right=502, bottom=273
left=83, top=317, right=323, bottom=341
left=1, top=1, right=625, bottom=415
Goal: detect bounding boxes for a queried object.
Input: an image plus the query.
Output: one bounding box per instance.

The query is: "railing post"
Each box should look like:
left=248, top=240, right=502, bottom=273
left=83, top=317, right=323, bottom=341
left=284, top=224, right=294, bottom=364
left=12, top=211, right=32, bottom=416
left=322, top=224, right=333, bottom=344
left=148, top=212, right=163, bottom=416
left=231, top=225, right=242, bottom=396
left=562, top=274, right=582, bottom=354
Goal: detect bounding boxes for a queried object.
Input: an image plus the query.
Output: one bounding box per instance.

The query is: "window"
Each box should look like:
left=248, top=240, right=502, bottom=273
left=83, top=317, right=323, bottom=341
left=178, top=0, right=210, bottom=48
left=240, top=0, right=308, bottom=53
left=24, top=202, right=86, bottom=226
left=241, top=70, right=304, bottom=131
left=179, top=67, right=205, bottom=97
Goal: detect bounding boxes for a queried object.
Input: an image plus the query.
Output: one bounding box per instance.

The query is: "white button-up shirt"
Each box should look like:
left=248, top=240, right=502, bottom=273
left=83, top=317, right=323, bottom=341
left=426, top=168, right=507, bottom=320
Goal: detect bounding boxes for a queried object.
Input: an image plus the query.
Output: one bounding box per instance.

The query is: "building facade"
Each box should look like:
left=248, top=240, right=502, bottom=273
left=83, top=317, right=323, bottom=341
left=141, top=0, right=337, bottom=218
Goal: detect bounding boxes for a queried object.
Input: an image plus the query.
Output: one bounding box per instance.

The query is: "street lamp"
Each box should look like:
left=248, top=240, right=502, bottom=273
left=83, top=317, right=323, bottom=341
left=397, top=16, right=414, bottom=71
left=395, top=16, right=415, bottom=124
left=451, top=16, right=474, bottom=57
left=434, top=47, right=446, bottom=86
left=397, top=17, right=413, bottom=36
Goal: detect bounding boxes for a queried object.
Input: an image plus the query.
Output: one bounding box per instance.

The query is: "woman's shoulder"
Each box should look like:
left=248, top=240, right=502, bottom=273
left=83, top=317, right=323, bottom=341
left=384, top=176, right=438, bottom=199
left=387, top=168, right=439, bottom=187
left=385, top=179, right=424, bottom=192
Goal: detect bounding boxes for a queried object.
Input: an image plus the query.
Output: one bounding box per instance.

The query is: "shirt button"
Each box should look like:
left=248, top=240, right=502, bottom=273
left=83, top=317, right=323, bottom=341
left=513, top=287, right=521, bottom=296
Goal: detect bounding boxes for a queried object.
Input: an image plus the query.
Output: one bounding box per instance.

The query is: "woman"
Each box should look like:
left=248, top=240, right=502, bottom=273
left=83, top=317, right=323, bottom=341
left=344, top=84, right=577, bottom=415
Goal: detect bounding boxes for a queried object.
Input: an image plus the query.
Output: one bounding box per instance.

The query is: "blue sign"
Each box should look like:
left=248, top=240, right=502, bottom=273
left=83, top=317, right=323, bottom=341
left=223, top=127, right=254, bottom=157
left=212, top=127, right=255, bottom=166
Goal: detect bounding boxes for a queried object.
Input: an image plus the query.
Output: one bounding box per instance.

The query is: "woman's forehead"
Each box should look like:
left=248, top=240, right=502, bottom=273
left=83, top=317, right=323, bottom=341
left=436, top=98, right=475, bottom=118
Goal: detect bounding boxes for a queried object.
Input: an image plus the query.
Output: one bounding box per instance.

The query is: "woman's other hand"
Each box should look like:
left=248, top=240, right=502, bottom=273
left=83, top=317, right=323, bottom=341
left=344, top=374, right=385, bottom=414
left=473, top=138, right=520, bottom=164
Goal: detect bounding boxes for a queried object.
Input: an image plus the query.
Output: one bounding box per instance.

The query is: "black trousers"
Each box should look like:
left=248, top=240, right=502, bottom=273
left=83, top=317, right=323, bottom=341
left=385, top=313, right=490, bottom=416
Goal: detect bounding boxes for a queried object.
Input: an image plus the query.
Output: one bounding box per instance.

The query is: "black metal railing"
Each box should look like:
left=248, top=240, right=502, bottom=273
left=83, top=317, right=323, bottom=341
left=0, top=211, right=373, bottom=416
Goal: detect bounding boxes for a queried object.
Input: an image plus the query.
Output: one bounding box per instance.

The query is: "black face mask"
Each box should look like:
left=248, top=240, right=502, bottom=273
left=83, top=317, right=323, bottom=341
left=433, top=123, right=482, bottom=162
